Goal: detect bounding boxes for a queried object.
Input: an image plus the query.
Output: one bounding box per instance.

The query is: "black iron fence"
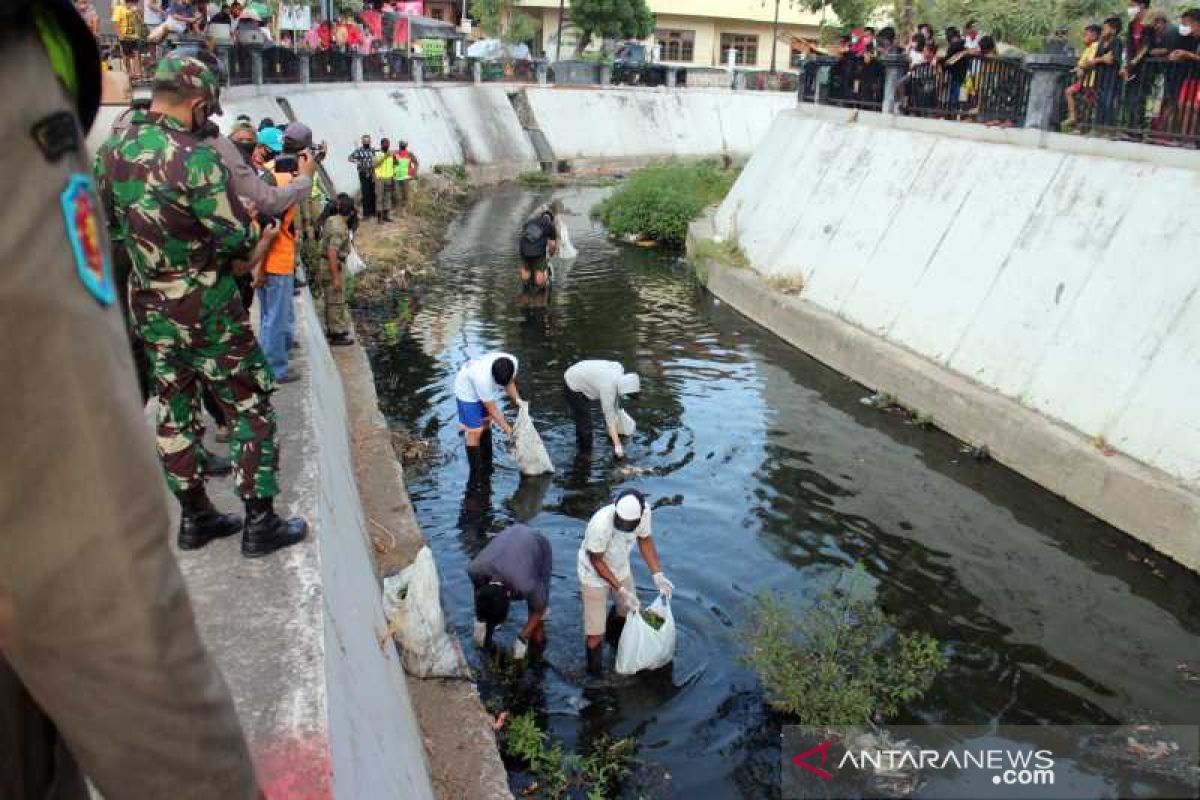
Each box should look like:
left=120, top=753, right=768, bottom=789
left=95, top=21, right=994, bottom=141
left=1063, top=58, right=1200, bottom=144
left=801, top=56, right=885, bottom=111
left=309, top=49, right=353, bottom=83
left=902, top=56, right=1030, bottom=126
left=363, top=51, right=410, bottom=81
left=228, top=44, right=254, bottom=85
left=261, top=45, right=301, bottom=84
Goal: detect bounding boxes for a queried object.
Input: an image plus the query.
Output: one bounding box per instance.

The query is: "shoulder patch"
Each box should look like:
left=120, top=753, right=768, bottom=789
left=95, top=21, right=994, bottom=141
left=60, top=174, right=115, bottom=306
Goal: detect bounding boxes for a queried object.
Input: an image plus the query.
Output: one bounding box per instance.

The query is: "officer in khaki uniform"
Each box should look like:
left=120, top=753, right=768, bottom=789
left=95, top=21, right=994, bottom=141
left=0, top=3, right=258, bottom=798
left=318, top=193, right=355, bottom=346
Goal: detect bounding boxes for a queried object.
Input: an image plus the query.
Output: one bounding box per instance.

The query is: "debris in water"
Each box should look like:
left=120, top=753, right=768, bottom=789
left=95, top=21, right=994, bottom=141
left=1176, top=662, right=1200, bottom=684
left=860, top=391, right=895, bottom=409
left=614, top=464, right=651, bottom=479
left=959, top=443, right=990, bottom=461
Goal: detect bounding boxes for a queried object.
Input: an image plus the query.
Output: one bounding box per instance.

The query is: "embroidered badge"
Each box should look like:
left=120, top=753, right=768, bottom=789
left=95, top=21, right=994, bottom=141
left=60, top=174, right=114, bottom=306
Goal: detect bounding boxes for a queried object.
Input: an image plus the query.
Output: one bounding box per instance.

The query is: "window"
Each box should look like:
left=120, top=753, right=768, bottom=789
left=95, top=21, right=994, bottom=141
left=429, top=6, right=444, bottom=20
left=656, top=29, right=695, bottom=63
left=720, top=33, right=758, bottom=66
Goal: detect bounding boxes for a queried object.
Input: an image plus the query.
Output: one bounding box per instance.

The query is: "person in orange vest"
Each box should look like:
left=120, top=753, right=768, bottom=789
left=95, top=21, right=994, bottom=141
left=396, top=139, right=419, bottom=207
left=255, top=146, right=301, bottom=383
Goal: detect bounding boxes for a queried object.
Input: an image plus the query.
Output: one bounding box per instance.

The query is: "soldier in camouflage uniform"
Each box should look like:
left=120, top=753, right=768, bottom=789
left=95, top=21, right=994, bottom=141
left=319, top=193, right=355, bottom=345
left=94, top=54, right=307, bottom=558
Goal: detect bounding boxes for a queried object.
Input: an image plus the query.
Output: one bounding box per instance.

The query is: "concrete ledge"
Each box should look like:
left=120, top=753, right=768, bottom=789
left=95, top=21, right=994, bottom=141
left=331, top=316, right=513, bottom=799
left=690, top=254, right=1200, bottom=572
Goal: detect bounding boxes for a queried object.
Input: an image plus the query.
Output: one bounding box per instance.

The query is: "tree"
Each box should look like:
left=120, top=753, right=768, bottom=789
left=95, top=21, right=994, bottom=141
left=910, top=0, right=1124, bottom=51
left=798, top=0, right=888, bottom=30
left=472, top=0, right=538, bottom=45
left=569, top=0, right=655, bottom=56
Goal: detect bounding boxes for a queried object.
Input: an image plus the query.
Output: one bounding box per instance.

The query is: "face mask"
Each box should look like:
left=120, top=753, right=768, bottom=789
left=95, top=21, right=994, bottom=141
left=235, top=138, right=256, bottom=156
left=1182, top=24, right=1193, bottom=35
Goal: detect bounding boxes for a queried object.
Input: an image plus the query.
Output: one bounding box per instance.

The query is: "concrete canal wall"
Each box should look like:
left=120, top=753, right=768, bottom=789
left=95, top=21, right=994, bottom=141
left=699, top=104, right=1200, bottom=571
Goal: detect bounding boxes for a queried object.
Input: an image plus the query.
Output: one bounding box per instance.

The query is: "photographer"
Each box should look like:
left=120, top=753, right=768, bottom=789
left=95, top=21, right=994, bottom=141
left=254, top=150, right=304, bottom=383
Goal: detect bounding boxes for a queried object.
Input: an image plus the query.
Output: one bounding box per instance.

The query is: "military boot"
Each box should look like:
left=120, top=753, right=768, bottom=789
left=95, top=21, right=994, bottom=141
left=241, top=497, right=308, bottom=558
left=177, top=486, right=242, bottom=551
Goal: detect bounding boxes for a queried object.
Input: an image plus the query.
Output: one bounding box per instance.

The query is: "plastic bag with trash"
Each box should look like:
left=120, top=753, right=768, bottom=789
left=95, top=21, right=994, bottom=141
left=382, top=546, right=469, bottom=678
left=615, top=593, right=676, bottom=674
left=510, top=399, right=554, bottom=476
left=615, top=409, right=636, bottom=437
left=549, top=210, right=577, bottom=279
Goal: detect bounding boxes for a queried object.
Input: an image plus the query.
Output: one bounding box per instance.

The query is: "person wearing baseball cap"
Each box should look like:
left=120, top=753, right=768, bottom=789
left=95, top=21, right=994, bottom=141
left=576, top=489, right=674, bottom=675
left=563, top=359, right=640, bottom=458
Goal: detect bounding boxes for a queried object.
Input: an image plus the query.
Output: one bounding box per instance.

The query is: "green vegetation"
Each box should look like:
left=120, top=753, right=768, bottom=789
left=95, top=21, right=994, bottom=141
left=432, top=163, right=468, bottom=182
left=503, top=711, right=637, bottom=799
left=569, top=0, right=654, bottom=56
left=690, top=237, right=750, bottom=269
left=738, top=564, right=947, bottom=727
left=594, top=160, right=738, bottom=246
left=517, top=170, right=555, bottom=187
left=471, top=0, right=538, bottom=45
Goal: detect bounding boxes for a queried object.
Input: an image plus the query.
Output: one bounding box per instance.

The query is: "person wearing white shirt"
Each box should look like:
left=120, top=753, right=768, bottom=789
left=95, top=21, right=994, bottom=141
left=144, top=0, right=164, bottom=26
left=453, top=351, right=520, bottom=478
left=576, top=490, right=674, bottom=675
left=563, top=359, right=640, bottom=458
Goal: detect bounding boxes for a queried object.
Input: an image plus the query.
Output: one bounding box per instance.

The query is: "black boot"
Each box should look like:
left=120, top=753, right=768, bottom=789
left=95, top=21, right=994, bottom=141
left=605, top=606, right=626, bottom=647
left=177, top=486, right=242, bottom=551
left=241, top=497, right=308, bottom=558
left=200, top=447, right=233, bottom=477
left=466, top=444, right=484, bottom=481
left=479, top=428, right=495, bottom=476
left=586, top=643, right=603, bottom=676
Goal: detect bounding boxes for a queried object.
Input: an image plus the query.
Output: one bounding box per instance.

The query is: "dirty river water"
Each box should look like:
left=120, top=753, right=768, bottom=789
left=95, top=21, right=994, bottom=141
left=364, top=185, right=1200, bottom=799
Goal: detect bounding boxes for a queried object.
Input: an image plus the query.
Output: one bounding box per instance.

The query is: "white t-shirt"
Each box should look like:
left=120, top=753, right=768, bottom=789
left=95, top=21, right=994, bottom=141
left=564, top=360, right=624, bottom=429
left=144, top=0, right=164, bottom=25
left=453, top=352, right=518, bottom=404
left=576, top=503, right=652, bottom=589
left=964, top=34, right=981, bottom=49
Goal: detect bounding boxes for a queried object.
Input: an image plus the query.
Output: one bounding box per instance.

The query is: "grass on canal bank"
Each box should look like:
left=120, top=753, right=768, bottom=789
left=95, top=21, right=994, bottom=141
left=593, top=159, right=739, bottom=246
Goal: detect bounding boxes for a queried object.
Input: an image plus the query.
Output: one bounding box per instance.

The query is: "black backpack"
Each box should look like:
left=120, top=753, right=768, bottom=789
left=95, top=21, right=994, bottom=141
left=519, top=216, right=547, bottom=257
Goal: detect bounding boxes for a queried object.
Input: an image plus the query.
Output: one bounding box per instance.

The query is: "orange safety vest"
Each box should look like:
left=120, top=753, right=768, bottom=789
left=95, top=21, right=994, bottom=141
left=264, top=172, right=297, bottom=276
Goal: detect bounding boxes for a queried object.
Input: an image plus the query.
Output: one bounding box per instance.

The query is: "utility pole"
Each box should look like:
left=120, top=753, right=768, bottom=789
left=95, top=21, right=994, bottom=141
left=555, top=0, right=566, bottom=62
left=769, top=0, right=780, bottom=73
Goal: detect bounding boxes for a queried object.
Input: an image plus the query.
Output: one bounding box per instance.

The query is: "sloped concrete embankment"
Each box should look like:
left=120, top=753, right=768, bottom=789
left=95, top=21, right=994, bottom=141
left=90, top=84, right=797, bottom=189
left=691, top=105, right=1200, bottom=572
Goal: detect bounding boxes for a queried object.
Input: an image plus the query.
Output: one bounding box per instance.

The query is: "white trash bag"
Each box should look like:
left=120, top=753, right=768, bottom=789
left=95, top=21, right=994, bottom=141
left=615, top=409, right=636, bottom=437
left=382, top=546, right=469, bottom=678
left=615, top=593, right=676, bottom=675
left=510, top=399, right=554, bottom=476
left=555, top=215, right=578, bottom=261
left=345, top=238, right=367, bottom=277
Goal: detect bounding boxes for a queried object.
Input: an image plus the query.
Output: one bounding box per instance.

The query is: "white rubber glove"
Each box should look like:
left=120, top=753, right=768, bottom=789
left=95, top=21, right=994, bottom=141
left=614, top=442, right=625, bottom=459
left=652, top=572, right=675, bottom=599
left=512, top=636, right=528, bottom=660
left=617, top=586, right=641, bottom=613
left=541, top=606, right=551, bottom=621
left=473, top=621, right=487, bottom=648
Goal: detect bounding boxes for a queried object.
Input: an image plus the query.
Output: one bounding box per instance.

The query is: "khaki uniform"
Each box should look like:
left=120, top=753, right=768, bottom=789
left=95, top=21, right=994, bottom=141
left=318, top=215, right=352, bottom=337
left=0, top=9, right=257, bottom=800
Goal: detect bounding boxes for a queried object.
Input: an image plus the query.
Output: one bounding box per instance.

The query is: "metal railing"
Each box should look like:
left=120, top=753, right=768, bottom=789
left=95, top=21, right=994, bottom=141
left=902, top=56, right=1030, bottom=126
left=309, top=50, right=353, bottom=83
left=261, top=45, right=301, bottom=84
left=802, top=56, right=885, bottom=111
left=1062, top=57, right=1200, bottom=145
left=363, top=51, right=410, bottom=81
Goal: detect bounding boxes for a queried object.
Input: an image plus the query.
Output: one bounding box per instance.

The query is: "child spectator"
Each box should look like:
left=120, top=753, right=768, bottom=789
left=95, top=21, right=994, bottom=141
left=75, top=0, right=100, bottom=37
left=1063, top=24, right=1102, bottom=129
left=112, top=0, right=146, bottom=78
left=1093, top=16, right=1125, bottom=126
left=1167, top=9, right=1200, bottom=138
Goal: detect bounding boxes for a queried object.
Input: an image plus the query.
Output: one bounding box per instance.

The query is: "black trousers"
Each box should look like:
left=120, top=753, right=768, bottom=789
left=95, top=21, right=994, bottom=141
left=358, top=172, right=376, bottom=217
left=563, top=380, right=592, bottom=451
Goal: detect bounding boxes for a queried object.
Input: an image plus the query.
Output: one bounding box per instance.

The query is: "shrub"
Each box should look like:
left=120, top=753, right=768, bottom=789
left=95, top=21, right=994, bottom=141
left=738, top=564, right=947, bottom=727
left=502, top=710, right=636, bottom=799
left=593, top=160, right=737, bottom=246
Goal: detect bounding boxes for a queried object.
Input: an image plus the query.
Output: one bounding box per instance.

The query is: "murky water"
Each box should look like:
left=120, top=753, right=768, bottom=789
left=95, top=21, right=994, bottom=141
left=363, top=185, right=1200, bottom=799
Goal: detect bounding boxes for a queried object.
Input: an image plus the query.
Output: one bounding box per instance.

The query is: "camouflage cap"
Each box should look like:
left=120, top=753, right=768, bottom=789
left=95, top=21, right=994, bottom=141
left=153, top=54, right=223, bottom=114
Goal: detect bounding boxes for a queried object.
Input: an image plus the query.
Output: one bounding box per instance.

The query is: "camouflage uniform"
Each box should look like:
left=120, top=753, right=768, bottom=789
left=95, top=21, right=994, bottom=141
left=94, top=58, right=280, bottom=500
left=318, top=214, right=353, bottom=337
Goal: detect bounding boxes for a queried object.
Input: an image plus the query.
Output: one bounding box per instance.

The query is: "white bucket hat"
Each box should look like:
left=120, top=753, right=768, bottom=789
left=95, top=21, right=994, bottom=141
left=614, top=493, right=643, bottom=524
left=617, top=372, right=640, bottom=396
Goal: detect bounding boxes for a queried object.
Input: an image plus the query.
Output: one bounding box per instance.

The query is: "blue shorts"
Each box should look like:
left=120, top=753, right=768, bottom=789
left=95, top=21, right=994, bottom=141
left=456, top=399, right=488, bottom=430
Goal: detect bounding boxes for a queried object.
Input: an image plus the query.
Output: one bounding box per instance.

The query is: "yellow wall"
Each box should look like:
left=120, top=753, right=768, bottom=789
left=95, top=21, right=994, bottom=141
left=529, top=7, right=819, bottom=70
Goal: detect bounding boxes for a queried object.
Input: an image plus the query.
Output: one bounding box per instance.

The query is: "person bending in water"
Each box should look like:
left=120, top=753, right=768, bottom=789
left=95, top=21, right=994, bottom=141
left=577, top=490, right=674, bottom=675
left=518, top=204, right=558, bottom=292
left=563, top=359, right=640, bottom=459
left=453, top=352, right=520, bottom=480
left=468, top=523, right=552, bottom=659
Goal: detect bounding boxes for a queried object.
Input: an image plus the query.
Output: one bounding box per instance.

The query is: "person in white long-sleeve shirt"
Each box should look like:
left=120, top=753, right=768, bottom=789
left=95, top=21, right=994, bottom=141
left=563, top=359, right=640, bottom=459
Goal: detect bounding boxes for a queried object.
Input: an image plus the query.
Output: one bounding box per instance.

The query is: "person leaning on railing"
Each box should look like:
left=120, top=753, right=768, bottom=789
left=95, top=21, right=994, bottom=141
left=1064, top=24, right=1101, bottom=130
left=1165, top=9, right=1200, bottom=139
